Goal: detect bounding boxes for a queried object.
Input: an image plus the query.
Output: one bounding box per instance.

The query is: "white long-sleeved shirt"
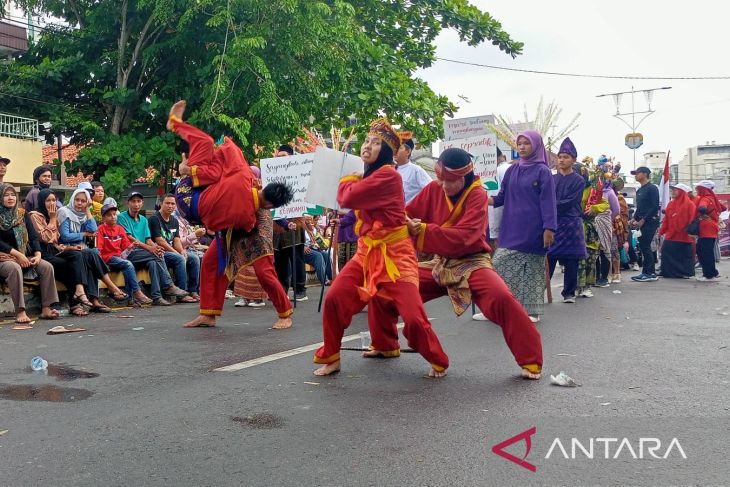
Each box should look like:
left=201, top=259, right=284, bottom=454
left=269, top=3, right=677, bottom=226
left=397, top=161, right=432, bottom=203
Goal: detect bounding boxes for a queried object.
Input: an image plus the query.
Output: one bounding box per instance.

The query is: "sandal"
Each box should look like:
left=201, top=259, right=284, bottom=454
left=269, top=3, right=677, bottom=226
left=90, top=303, right=112, bottom=313
left=39, top=310, right=60, bottom=320
left=179, top=295, right=198, bottom=303
left=73, top=293, right=94, bottom=307
left=70, top=305, right=89, bottom=317
left=109, top=290, right=129, bottom=302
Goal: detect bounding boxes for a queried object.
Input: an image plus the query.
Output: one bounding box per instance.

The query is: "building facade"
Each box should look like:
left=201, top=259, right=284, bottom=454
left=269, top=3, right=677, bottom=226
left=676, top=142, right=730, bottom=192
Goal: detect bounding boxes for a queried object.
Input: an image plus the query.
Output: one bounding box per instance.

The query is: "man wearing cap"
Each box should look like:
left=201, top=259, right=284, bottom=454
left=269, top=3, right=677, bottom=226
left=398, top=147, right=543, bottom=379
left=629, top=166, right=660, bottom=282
left=546, top=137, right=587, bottom=303
left=394, top=132, right=431, bottom=204
left=117, top=191, right=189, bottom=305
left=0, top=155, right=10, bottom=183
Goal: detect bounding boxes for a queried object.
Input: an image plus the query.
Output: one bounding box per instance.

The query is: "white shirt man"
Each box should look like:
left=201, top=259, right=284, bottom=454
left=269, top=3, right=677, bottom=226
left=395, top=138, right=431, bottom=203
left=488, top=150, right=511, bottom=241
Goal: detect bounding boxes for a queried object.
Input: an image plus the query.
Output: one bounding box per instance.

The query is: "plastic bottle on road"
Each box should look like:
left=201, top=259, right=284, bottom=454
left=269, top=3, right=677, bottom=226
left=30, top=356, right=48, bottom=371
left=359, top=331, right=371, bottom=350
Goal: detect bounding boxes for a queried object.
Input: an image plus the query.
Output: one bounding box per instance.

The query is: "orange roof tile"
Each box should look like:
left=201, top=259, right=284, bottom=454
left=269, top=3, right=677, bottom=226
left=42, top=143, right=156, bottom=187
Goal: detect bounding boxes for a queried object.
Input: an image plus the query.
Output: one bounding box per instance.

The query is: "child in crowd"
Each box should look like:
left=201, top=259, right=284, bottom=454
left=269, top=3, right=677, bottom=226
left=97, top=200, right=153, bottom=307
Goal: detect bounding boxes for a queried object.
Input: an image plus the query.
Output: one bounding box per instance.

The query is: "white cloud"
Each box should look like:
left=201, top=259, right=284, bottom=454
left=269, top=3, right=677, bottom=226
left=419, top=0, right=730, bottom=168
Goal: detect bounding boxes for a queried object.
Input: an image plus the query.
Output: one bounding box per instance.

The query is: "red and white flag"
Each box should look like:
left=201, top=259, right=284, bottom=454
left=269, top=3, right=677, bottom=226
left=658, top=150, right=671, bottom=213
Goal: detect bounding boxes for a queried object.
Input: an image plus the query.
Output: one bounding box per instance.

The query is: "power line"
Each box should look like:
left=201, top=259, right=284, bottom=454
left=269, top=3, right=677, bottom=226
left=435, top=57, right=730, bottom=80
left=0, top=90, right=103, bottom=116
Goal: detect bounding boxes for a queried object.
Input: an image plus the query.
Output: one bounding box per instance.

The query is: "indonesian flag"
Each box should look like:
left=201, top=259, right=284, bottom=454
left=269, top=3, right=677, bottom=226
left=658, top=150, right=671, bottom=213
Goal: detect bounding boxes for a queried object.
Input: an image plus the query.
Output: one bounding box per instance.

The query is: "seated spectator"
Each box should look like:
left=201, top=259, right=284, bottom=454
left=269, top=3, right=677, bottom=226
left=90, top=181, right=105, bottom=223
left=148, top=194, right=198, bottom=303
left=24, top=165, right=54, bottom=212
left=57, top=189, right=129, bottom=312
left=117, top=191, right=188, bottom=306
left=174, top=207, right=205, bottom=301
left=303, top=214, right=332, bottom=285
left=0, top=184, right=60, bottom=323
left=97, top=200, right=153, bottom=307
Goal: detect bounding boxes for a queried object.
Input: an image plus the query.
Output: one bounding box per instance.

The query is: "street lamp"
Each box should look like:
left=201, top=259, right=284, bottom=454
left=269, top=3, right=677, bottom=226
left=596, top=86, right=672, bottom=166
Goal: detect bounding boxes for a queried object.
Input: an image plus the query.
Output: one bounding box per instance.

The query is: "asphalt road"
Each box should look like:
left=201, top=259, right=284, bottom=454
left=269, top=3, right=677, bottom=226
left=1, top=262, right=729, bottom=486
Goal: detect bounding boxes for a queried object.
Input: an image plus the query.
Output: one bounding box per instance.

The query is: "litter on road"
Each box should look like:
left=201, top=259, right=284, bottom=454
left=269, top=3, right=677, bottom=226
left=550, top=371, right=581, bottom=387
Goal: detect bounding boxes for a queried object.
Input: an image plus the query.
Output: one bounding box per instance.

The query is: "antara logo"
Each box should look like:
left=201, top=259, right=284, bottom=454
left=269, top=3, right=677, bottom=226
left=492, top=427, right=687, bottom=472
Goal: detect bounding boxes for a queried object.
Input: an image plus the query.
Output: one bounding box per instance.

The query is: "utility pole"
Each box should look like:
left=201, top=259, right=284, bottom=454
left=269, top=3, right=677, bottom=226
left=596, top=86, right=672, bottom=167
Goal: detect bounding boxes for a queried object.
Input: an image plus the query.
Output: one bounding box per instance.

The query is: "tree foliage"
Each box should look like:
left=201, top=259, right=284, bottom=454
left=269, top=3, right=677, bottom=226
left=0, top=0, right=522, bottom=196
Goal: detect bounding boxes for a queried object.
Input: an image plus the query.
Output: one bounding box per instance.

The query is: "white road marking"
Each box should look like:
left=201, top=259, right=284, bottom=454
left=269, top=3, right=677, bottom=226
left=214, top=320, right=425, bottom=372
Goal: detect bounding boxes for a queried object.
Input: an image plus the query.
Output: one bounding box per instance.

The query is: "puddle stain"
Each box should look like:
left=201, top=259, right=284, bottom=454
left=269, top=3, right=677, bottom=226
left=0, top=384, right=94, bottom=402
left=25, top=364, right=100, bottom=381
left=231, top=413, right=285, bottom=429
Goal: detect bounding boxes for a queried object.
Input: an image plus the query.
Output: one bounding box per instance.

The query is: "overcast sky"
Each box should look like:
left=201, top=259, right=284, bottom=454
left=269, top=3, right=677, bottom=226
left=419, top=0, right=729, bottom=169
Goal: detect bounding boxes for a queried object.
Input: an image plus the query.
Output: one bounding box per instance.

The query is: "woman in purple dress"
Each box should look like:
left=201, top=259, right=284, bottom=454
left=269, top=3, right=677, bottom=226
left=490, top=131, right=557, bottom=322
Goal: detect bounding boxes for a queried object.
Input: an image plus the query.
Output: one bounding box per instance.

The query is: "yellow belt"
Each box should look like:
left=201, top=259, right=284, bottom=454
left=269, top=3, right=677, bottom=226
left=361, top=225, right=410, bottom=287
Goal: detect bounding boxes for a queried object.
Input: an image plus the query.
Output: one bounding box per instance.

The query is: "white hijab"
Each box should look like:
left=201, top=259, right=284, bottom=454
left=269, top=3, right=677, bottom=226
left=57, top=188, right=91, bottom=232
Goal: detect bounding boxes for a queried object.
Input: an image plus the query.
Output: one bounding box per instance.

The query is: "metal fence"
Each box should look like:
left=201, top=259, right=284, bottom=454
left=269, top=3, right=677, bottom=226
left=0, top=112, right=38, bottom=140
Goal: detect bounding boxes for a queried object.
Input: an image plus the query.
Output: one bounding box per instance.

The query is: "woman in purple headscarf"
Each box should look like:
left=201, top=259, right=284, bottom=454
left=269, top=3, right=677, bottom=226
left=490, top=131, right=557, bottom=322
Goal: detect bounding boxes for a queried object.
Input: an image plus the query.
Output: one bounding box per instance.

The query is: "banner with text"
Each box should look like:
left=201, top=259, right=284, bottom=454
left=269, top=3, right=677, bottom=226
left=260, top=153, right=319, bottom=219
left=443, top=114, right=495, bottom=141
left=441, top=132, right=499, bottom=191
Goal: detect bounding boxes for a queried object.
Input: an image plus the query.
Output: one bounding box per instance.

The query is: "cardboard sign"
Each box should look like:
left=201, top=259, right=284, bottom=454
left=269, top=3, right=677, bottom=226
left=306, top=147, right=364, bottom=210
left=441, top=133, right=499, bottom=190
left=443, top=115, right=495, bottom=141
left=260, top=153, right=318, bottom=219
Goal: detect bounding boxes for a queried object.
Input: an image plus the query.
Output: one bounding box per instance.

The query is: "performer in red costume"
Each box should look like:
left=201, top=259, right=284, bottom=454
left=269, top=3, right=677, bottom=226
left=166, top=101, right=294, bottom=328
left=313, top=118, right=449, bottom=377
left=369, top=148, right=543, bottom=379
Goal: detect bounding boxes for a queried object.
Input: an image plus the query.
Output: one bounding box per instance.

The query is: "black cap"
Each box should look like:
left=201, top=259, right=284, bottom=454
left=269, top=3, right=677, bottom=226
left=439, top=147, right=473, bottom=169
left=127, top=191, right=144, bottom=201
left=0, top=156, right=10, bottom=164
left=630, top=166, right=651, bottom=175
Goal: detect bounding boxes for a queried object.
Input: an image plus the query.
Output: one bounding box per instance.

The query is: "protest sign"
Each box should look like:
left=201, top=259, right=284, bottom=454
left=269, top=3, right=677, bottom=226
left=260, top=153, right=319, bottom=219
left=443, top=115, right=495, bottom=141
left=306, top=147, right=363, bottom=210
left=441, top=132, right=499, bottom=190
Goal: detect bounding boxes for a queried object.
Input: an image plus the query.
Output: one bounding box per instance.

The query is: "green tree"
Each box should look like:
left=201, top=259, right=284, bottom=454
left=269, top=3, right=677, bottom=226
left=1, top=0, right=523, bottom=196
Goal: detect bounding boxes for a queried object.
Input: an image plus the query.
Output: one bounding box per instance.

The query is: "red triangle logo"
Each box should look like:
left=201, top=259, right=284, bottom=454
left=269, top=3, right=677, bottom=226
left=491, top=426, right=537, bottom=472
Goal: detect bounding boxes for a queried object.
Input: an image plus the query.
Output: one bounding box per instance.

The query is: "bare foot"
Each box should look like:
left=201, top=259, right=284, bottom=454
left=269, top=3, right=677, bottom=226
left=427, top=367, right=447, bottom=378
left=521, top=368, right=541, bottom=380
left=313, top=360, right=340, bottom=376
left=362, top=349, right=399, bottom=358
left=15, top=310, right=32, bottom=324
left=183, top=314, right=216, bottom=328
left=272, top=317, right=292, bottom=330
left=167, top=100, right=186, bottom=130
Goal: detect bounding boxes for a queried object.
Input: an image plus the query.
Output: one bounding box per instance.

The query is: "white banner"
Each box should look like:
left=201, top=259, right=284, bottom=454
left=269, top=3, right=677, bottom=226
left=441, top=133, right=499, bottom=191
left=260, top=153, right=318, bottom=219
left=306, top=147, right=364, bottom=210
left=443, top=114, right=495, bottom=141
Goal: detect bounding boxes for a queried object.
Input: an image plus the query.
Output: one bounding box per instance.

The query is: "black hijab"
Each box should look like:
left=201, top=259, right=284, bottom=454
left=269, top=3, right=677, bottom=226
left=363, top=143, right=394, bottom=179
left=36, top=189, right=56, bottom=222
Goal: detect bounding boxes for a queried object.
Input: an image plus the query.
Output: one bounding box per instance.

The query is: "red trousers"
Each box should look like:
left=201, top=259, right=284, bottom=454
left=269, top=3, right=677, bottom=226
left=313, top=259, right=449, bottom=371
left=370, top=266, right=543, bottom=372
left=200, top=238, right=292, bottom=318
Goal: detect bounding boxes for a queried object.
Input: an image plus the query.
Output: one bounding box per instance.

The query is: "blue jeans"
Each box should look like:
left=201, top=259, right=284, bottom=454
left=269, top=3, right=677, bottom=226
left=185, top=251, right=201, bottom=293
left=106, top=256, right=140, bottom=295
left=164, top=251, right=187, bottom=290
left=304, top=248, right=332, bottom=285
left=126, top=249, right=173, bottom=299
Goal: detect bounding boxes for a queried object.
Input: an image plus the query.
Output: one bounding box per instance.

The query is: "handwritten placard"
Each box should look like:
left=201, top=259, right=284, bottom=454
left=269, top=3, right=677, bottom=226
left=260, top=153, right=318, bottom=219
left=306, top=147, right=364, bottom=210
left=443, top=114, right=495, bottom=141
left=441, top=132, right=499, bottom=190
